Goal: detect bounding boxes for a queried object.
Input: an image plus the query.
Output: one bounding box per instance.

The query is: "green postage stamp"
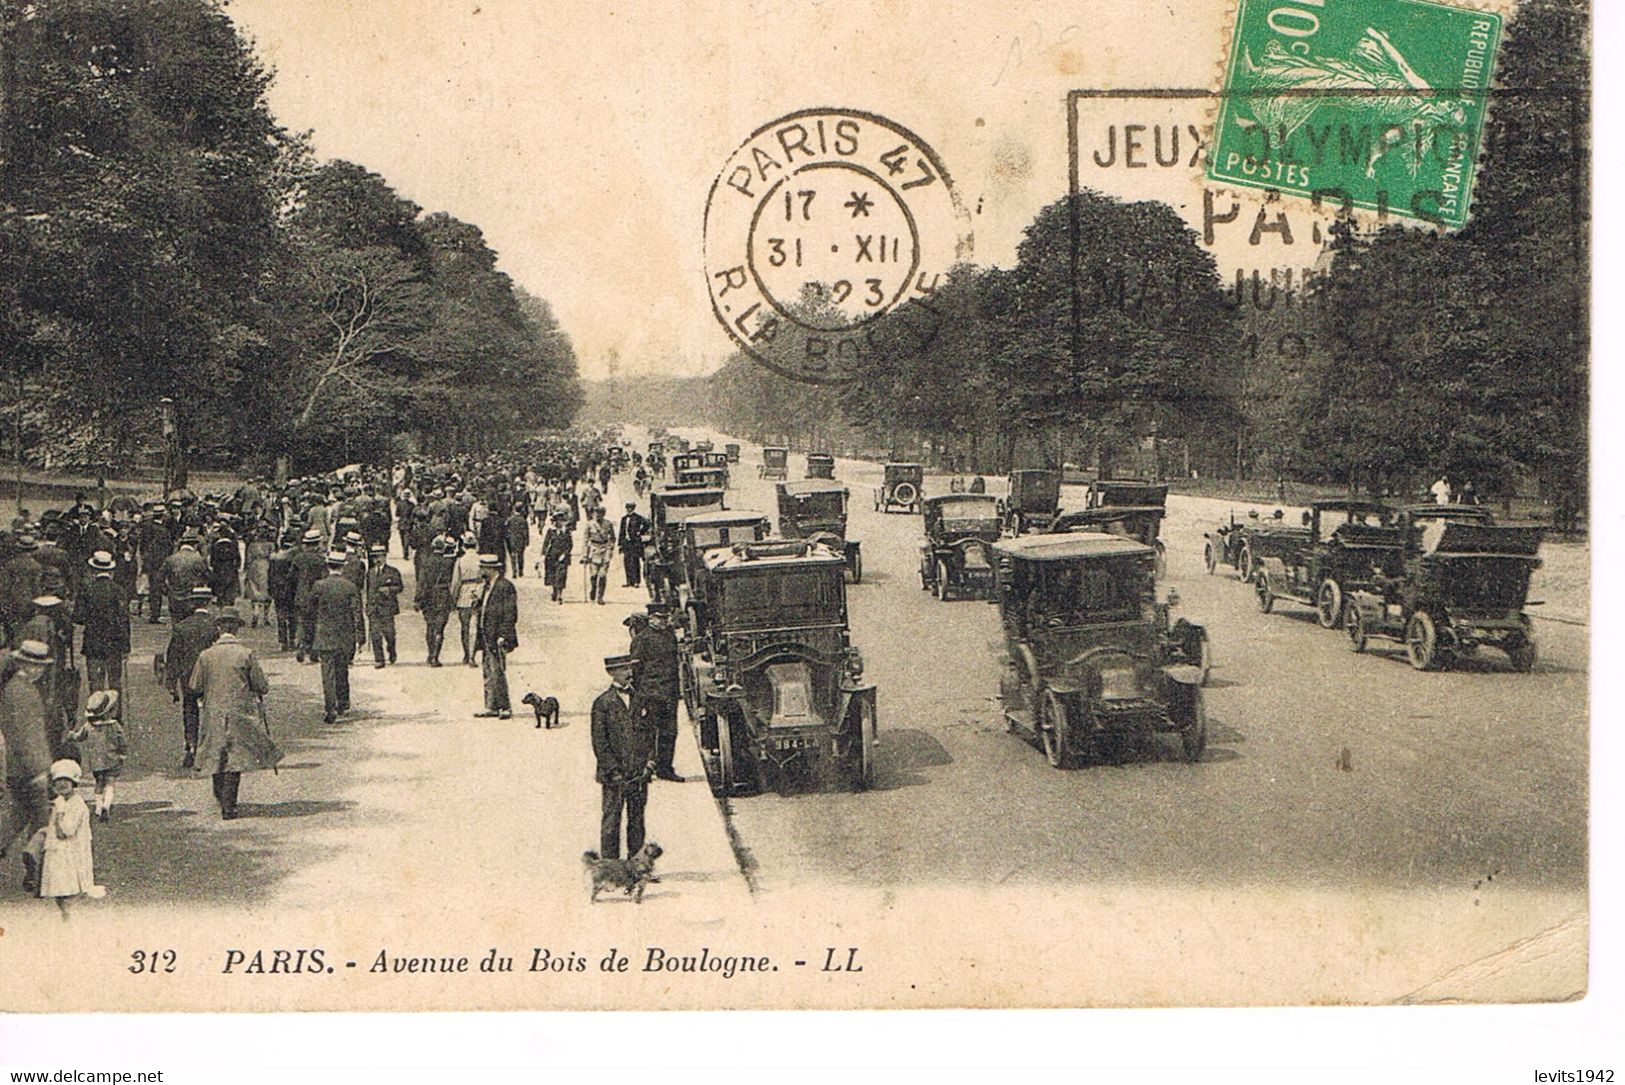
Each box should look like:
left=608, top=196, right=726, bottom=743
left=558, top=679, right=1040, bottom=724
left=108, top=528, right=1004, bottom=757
left=1208, top=0, right=1503, bottom=227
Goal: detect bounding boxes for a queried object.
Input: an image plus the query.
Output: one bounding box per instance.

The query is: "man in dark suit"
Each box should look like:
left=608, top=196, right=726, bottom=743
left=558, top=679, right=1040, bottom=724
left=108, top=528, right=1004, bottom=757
left=364, top=545, right=403, bottom=668
left=617, top=501, right=650, bottom=588
left=310, top=551, right=363, bottom=724
left=415, top=534, right=456, bottom=666
left=290, top=529, right=327, bottom=663
left=164, top=586, right=219, bottom=767
left=629, top=601, right=683, bottom=782
left=73, top=551, right=130, bottom=704
left=591, top=653, right=653, bottom=860
left=157, top=535, right=210, bottom=623
left=137, top=508, right=173, bottom=623
left=472, top=554, right=517, bottom=719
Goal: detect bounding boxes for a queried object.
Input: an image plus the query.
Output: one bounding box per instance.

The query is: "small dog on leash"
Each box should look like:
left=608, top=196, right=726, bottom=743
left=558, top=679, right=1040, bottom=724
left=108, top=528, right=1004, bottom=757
left=582, top=842, right=663, bottom=903
left=521, top=692, right=560, bottom=729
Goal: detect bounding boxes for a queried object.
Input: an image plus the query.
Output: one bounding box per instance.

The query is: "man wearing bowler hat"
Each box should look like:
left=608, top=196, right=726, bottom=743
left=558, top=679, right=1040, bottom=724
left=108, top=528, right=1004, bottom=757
left=591, top=653, right=653, bottom=860
left=310, top=550, right=363, bottom=724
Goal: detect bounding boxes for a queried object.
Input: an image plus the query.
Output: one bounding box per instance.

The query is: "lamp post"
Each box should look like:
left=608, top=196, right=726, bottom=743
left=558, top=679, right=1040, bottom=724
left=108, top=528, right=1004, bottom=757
left=158, top=397, right=176, bottom=498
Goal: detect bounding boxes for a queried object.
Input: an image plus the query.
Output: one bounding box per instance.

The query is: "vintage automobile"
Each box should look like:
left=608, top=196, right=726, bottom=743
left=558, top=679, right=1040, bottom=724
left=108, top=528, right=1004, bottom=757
left=645, top=485, right=728, bottom=602
left=671, top=451, right=703, bottom=475
left=606, top=445, right=626, bottom=472
left=683, top=538, right=877, bottom=795
left=874, top=462, right=923, bottom=513
left=675, top=465, right=728, bottom=490
left=648, top=441, right=664, bottom=457
left=1252, top=499, right=1403, bottom=629
left=806, top=452, right=836, bottom=479
left=694, top=439, right=715, bottom=453
left=724, top=443, right=741, bottom=464
left=919, top=493, right=1002, bottom=600
left=1202, top=509, right=1289, bottom=580
left=1345, top=513, right=1541, bottom=671
left=1004, top=469, right=1062, bottom=535
left=993, top=533, right=1208, bottom=767
left=776, top=479, right=862, bottom=582
left=759, top=445, right=789, bottom=481
left=675, top=508, right=772, bottom=637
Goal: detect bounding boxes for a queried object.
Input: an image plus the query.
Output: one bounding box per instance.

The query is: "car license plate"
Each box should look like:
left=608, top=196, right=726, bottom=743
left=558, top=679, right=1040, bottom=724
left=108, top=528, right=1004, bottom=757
left=773, top=736, right=813, bottom=751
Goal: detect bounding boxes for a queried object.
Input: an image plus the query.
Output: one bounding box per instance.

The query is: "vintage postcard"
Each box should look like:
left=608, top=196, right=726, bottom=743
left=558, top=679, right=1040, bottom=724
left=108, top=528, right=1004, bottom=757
left=0, top=0, right=1589, bottom=1013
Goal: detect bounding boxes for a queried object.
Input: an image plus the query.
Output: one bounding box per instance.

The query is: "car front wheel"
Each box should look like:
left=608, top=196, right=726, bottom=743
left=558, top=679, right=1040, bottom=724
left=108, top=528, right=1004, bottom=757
left=1406, top=611, right=1443, bottom=671
left=934, top=559, right=952, bottom=601
left=1038, top=688, right=1074, bottom=769
left=1254, top=572, right=1274, bottom=613
left=1346, top=607, right=1367, bottom=653
left=1316, top=579, right=1343, bottom=629
left=1204, top=542, right=1216, bottom=575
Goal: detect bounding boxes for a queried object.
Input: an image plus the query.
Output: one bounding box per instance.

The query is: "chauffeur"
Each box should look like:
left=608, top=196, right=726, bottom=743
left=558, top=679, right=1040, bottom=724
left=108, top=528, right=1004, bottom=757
left=591, top=653, right=653, bottom=860
left=629, top=601, right=682, bottom=782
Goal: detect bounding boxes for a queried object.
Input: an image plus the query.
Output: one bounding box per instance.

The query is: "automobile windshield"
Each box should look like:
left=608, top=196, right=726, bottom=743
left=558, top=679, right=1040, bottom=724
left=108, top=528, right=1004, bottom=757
left=1028, top=558, right=1148, bottom=625
left=719, top=569, right=843, bottom=627
left=792, top=495, right=844, bottom=520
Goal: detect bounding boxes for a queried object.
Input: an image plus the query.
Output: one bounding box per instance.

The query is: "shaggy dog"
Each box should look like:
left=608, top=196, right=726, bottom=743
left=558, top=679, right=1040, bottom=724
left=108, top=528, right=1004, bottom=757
left=582, top=842, right=663, bottom=903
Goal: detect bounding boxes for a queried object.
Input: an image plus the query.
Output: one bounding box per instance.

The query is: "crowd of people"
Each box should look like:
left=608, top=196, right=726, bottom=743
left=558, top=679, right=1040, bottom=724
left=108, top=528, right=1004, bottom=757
left=0, top=428, right=689, bottom=914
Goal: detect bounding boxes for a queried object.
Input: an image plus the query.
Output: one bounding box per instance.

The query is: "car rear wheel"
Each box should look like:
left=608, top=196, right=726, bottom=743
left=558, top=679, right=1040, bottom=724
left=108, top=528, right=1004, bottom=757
left=1179, top=692, right=1207, bottom=764
left=1204, top=542, right=1216, bottom=575
left=1254, top=571, right=1274, bottom=613
left=1154, top=541, right=1167, bottom=579
left=849, top=549, right=863, bottom=584
left=934, top=559, right=951, bottom=601
left=854, top=697, right=877, bottom=790
left=1038, top=688, right=1073, bottom=769
left=714, top=708, right=735, bottom=795
left=1406, top=611, right=1442, bottom=671
left=1346, top=607, right=1368, bottom=653
left=1190, top=627, right=1213, bottom=686
left=1316, top=579, right=1343, bottom=629
left=1238, top=544, right=1253, bottom=581
left=1507, top=636, right=1537, bottom=672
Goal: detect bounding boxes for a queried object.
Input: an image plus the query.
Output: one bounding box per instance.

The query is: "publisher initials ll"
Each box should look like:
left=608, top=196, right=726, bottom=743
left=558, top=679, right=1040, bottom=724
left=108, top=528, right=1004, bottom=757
left=822, top=948, right=863, bottom=972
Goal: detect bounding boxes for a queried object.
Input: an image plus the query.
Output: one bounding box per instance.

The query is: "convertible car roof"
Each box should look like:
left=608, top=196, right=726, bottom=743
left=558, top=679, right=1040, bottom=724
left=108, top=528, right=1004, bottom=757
left=684, top=509, right=770, bottom=527
left=778, top=480, right=848, bottom=496
left=923, top=493, right=1000, bottom=507
left=994, top=532, right=1154, bottom=562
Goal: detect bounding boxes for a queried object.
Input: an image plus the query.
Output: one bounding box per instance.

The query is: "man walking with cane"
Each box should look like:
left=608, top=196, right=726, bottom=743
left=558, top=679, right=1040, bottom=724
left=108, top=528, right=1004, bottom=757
left=472, top=554, right=517, bottom=719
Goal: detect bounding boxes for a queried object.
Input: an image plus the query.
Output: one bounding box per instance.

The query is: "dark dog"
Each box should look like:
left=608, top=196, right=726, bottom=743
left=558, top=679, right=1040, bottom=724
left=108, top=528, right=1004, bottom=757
left=521, top=692, right=560, bottom=729
left=582, top=842, right=663, bottom=903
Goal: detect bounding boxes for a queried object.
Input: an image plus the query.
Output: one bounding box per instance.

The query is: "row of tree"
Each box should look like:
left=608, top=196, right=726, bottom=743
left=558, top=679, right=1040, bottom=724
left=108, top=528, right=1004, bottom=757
left=0, top=0, right=580, bottom=479
left=708, top=0, right=1585, bottom=516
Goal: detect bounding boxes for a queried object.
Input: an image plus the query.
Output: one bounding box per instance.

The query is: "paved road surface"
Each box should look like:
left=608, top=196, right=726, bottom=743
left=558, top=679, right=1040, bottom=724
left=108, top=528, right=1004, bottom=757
left=709, top=440, right=1587, bottom=899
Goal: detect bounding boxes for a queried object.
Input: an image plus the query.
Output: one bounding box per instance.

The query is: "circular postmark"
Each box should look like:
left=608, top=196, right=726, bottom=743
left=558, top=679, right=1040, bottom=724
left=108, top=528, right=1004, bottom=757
left=704, top=108, right=972, bottom=384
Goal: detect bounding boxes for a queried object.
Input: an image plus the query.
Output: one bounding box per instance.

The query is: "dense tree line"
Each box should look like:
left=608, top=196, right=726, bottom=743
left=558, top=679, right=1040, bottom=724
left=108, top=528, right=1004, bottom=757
left=710, top=0, right=1585, bottom=516
left=0, top=0, right=580, bottom=478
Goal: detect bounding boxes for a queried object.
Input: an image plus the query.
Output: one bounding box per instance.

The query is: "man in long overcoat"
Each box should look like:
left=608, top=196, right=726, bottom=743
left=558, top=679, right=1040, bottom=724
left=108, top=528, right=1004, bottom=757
left=190, top=607, right=278, bottom=820
left=137, top=508, right=173, bottom=622
left=310, top=552, right=363, bottom=724
left=472, top=555, right=517, bottom=718
left=629, top=602, right=683, bottom=782
left=591, top=653, right=653, bottom=860
left=1, top=640, right=55, bottom=889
